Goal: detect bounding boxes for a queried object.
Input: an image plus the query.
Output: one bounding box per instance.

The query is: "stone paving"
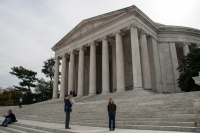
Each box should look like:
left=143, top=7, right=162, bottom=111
left=0, top=117, right=196, bottom=133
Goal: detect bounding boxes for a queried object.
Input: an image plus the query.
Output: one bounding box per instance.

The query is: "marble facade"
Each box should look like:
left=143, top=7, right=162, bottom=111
left=51, top=5, right=200, bottom=99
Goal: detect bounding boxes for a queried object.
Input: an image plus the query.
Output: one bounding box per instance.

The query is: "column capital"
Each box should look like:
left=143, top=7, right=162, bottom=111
left=77, top=46, right=86, bottom=51
left=127, top=23, right=138, bottom=30
left=61, top=53, right=69, bottom=58
left=108, top=38, right=115, bottom=45
left=68, top=50, right=79, bottom=54
left=183, top=42, right=190, bottom=46
left=55, top=56, right=61, bottom=60
left=139, top=29, right=148, bottom=35
left=100, top=36, right=108, bottom=41
left=147, top=35, right=158, bottom=42
left=112, top=30, right=124, bottom=36
left=88, top=42, right=98, bottom=47
left=67, top=51, right=74, bottom=54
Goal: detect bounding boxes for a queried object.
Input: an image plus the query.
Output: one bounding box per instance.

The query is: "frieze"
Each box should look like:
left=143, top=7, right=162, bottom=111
left=159, top=26, right=200, bottom=35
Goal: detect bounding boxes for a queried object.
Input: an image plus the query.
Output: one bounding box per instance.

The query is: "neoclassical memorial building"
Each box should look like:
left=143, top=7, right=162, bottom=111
left=52, top=5, right=200, bottom=99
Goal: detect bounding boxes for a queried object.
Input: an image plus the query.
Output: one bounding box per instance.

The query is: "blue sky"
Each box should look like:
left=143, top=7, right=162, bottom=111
left=0, top=0, right=200, bottom=89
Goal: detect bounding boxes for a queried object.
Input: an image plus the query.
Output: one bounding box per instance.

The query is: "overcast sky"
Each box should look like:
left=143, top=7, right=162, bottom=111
left=0, top=0, right=200, bottom=89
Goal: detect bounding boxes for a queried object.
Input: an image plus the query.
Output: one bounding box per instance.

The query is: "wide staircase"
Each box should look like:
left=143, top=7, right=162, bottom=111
left=0, top=89, right=200, bottom=132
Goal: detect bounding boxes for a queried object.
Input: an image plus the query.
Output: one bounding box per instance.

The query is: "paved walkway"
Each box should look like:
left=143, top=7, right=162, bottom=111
left=0, top=117, right=195, bottom=133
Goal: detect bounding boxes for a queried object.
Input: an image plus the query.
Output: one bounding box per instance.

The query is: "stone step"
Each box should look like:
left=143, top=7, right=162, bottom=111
left=71, top=117, right=195, bottom=122
left=0, top=91, right=199, bottom=132
left=0, top=130, right=10, bottom=133
left=2, top=123, right=56, bottom=133
left=0, top=126, right=28, bottom=133
left=14, top=119, right=197, bottom=132
left=70, top=113, right=195, bottom=118
left=75, top=122, right=200, bottom=132
left=10, top=125, right=54, bottom=133
left=70, top=110, right=194, bottom=115
left=76, top=94, right=200, bottom=103
left=71, top=120, right=195, bottom=127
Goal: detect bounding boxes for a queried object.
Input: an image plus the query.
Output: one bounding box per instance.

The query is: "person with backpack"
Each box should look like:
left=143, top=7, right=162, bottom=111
left=107, top=98, right=116, bottom=131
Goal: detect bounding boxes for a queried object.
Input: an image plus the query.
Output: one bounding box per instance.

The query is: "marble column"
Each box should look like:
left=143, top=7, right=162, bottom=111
left=52, top=58, right=59, bottom=99
left=111, top=41, right=117, bottom=92
left=60, top=54, right=67, bottom=99
left=147, top=37, right=162, bottom=93
left=170, top=42, right=181, bottom=93
left=102, top=37, right=110, bottom=93
left=65, top=57, right=69, bottom=95
left=129, top=26, right=143, bottom=88
left=89, top=42, right=97, bottom=95
left=115, top=31, right=125, bottom=91
left=139, top=31, right=151, bottom=89
left=68, top=51, right=75, bottom=95
left=183, top=43, right=190, bottom=56
left=77, top=47, right=85, bottom=96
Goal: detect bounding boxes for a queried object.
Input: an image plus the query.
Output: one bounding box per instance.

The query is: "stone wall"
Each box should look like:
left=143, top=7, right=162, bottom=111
left=159, top=43, right=176, bottom=93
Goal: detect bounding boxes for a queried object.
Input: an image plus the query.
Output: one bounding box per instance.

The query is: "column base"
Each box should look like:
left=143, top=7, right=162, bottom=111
left=133, top=87, right=143, bottom=90
left=101, top=91, right=109, bottom=94
left=59, top=96, right=65, bottom=99
left=52, top=97, right=58, bottom=99
left=77, top=94, right=84, bottom=97
left=132, top=87, right=157, bottom=96
left=116, top=89, right=124, bottom=92
left=88, top=93, right=96, bottom=96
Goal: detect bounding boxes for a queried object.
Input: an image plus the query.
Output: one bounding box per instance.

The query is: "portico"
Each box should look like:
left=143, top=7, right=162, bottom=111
left=52, top=5, right=200, bottom=99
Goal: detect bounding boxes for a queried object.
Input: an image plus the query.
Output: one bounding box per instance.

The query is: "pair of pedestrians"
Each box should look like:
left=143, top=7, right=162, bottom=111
left=64, top=96, right=117, bottom=131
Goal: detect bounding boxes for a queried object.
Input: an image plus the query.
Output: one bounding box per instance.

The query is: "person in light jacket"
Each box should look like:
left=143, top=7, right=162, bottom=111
left=107, top=98, right=116, bottom=131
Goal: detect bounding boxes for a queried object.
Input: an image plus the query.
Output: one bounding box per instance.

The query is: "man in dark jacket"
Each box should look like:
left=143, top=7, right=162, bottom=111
left=0, top=110, right=17, bottom=127
left=64, top=94, right=72, bottom=129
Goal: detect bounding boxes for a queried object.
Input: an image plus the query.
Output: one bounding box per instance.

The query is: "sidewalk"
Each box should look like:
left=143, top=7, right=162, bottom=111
left=0, top=117, right=195, bottom=133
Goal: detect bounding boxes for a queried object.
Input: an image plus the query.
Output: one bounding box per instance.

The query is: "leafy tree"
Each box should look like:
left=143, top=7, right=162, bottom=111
left=8, top=90, right=23, bottom=104
left=0, top=90, right=23, bottom=106
left=0, top=92, right=13, bottom=106
left=177, top=48, right=200, bottom=92
left=10, top=66, right=37, bottom=93
left=41, top=58, right=55, bottom=84
left=41, top=58, right=55, bottom=98
left=34, top=78, right=52, bottom=102
left=23, top=91, right=34, bottom=104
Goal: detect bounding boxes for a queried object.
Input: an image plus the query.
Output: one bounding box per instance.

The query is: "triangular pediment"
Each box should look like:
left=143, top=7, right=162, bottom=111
left=61, top=12, right=124, bottom=43
left=52, top=5, right=159, bottom=50
left=71, top=14, right=121, bottom=40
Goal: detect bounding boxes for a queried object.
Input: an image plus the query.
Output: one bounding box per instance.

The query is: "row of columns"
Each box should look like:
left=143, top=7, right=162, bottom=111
left=53, top=25, right=152, bottom=99
left=52, top=25, right=192, bottom=99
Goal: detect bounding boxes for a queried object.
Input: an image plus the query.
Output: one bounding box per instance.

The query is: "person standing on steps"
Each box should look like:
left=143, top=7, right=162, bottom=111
left=107, top=98, right=116, bottom=131
left=64, top=94, right=72, bottom=129
left=19, top=97, right=23, bottom=108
